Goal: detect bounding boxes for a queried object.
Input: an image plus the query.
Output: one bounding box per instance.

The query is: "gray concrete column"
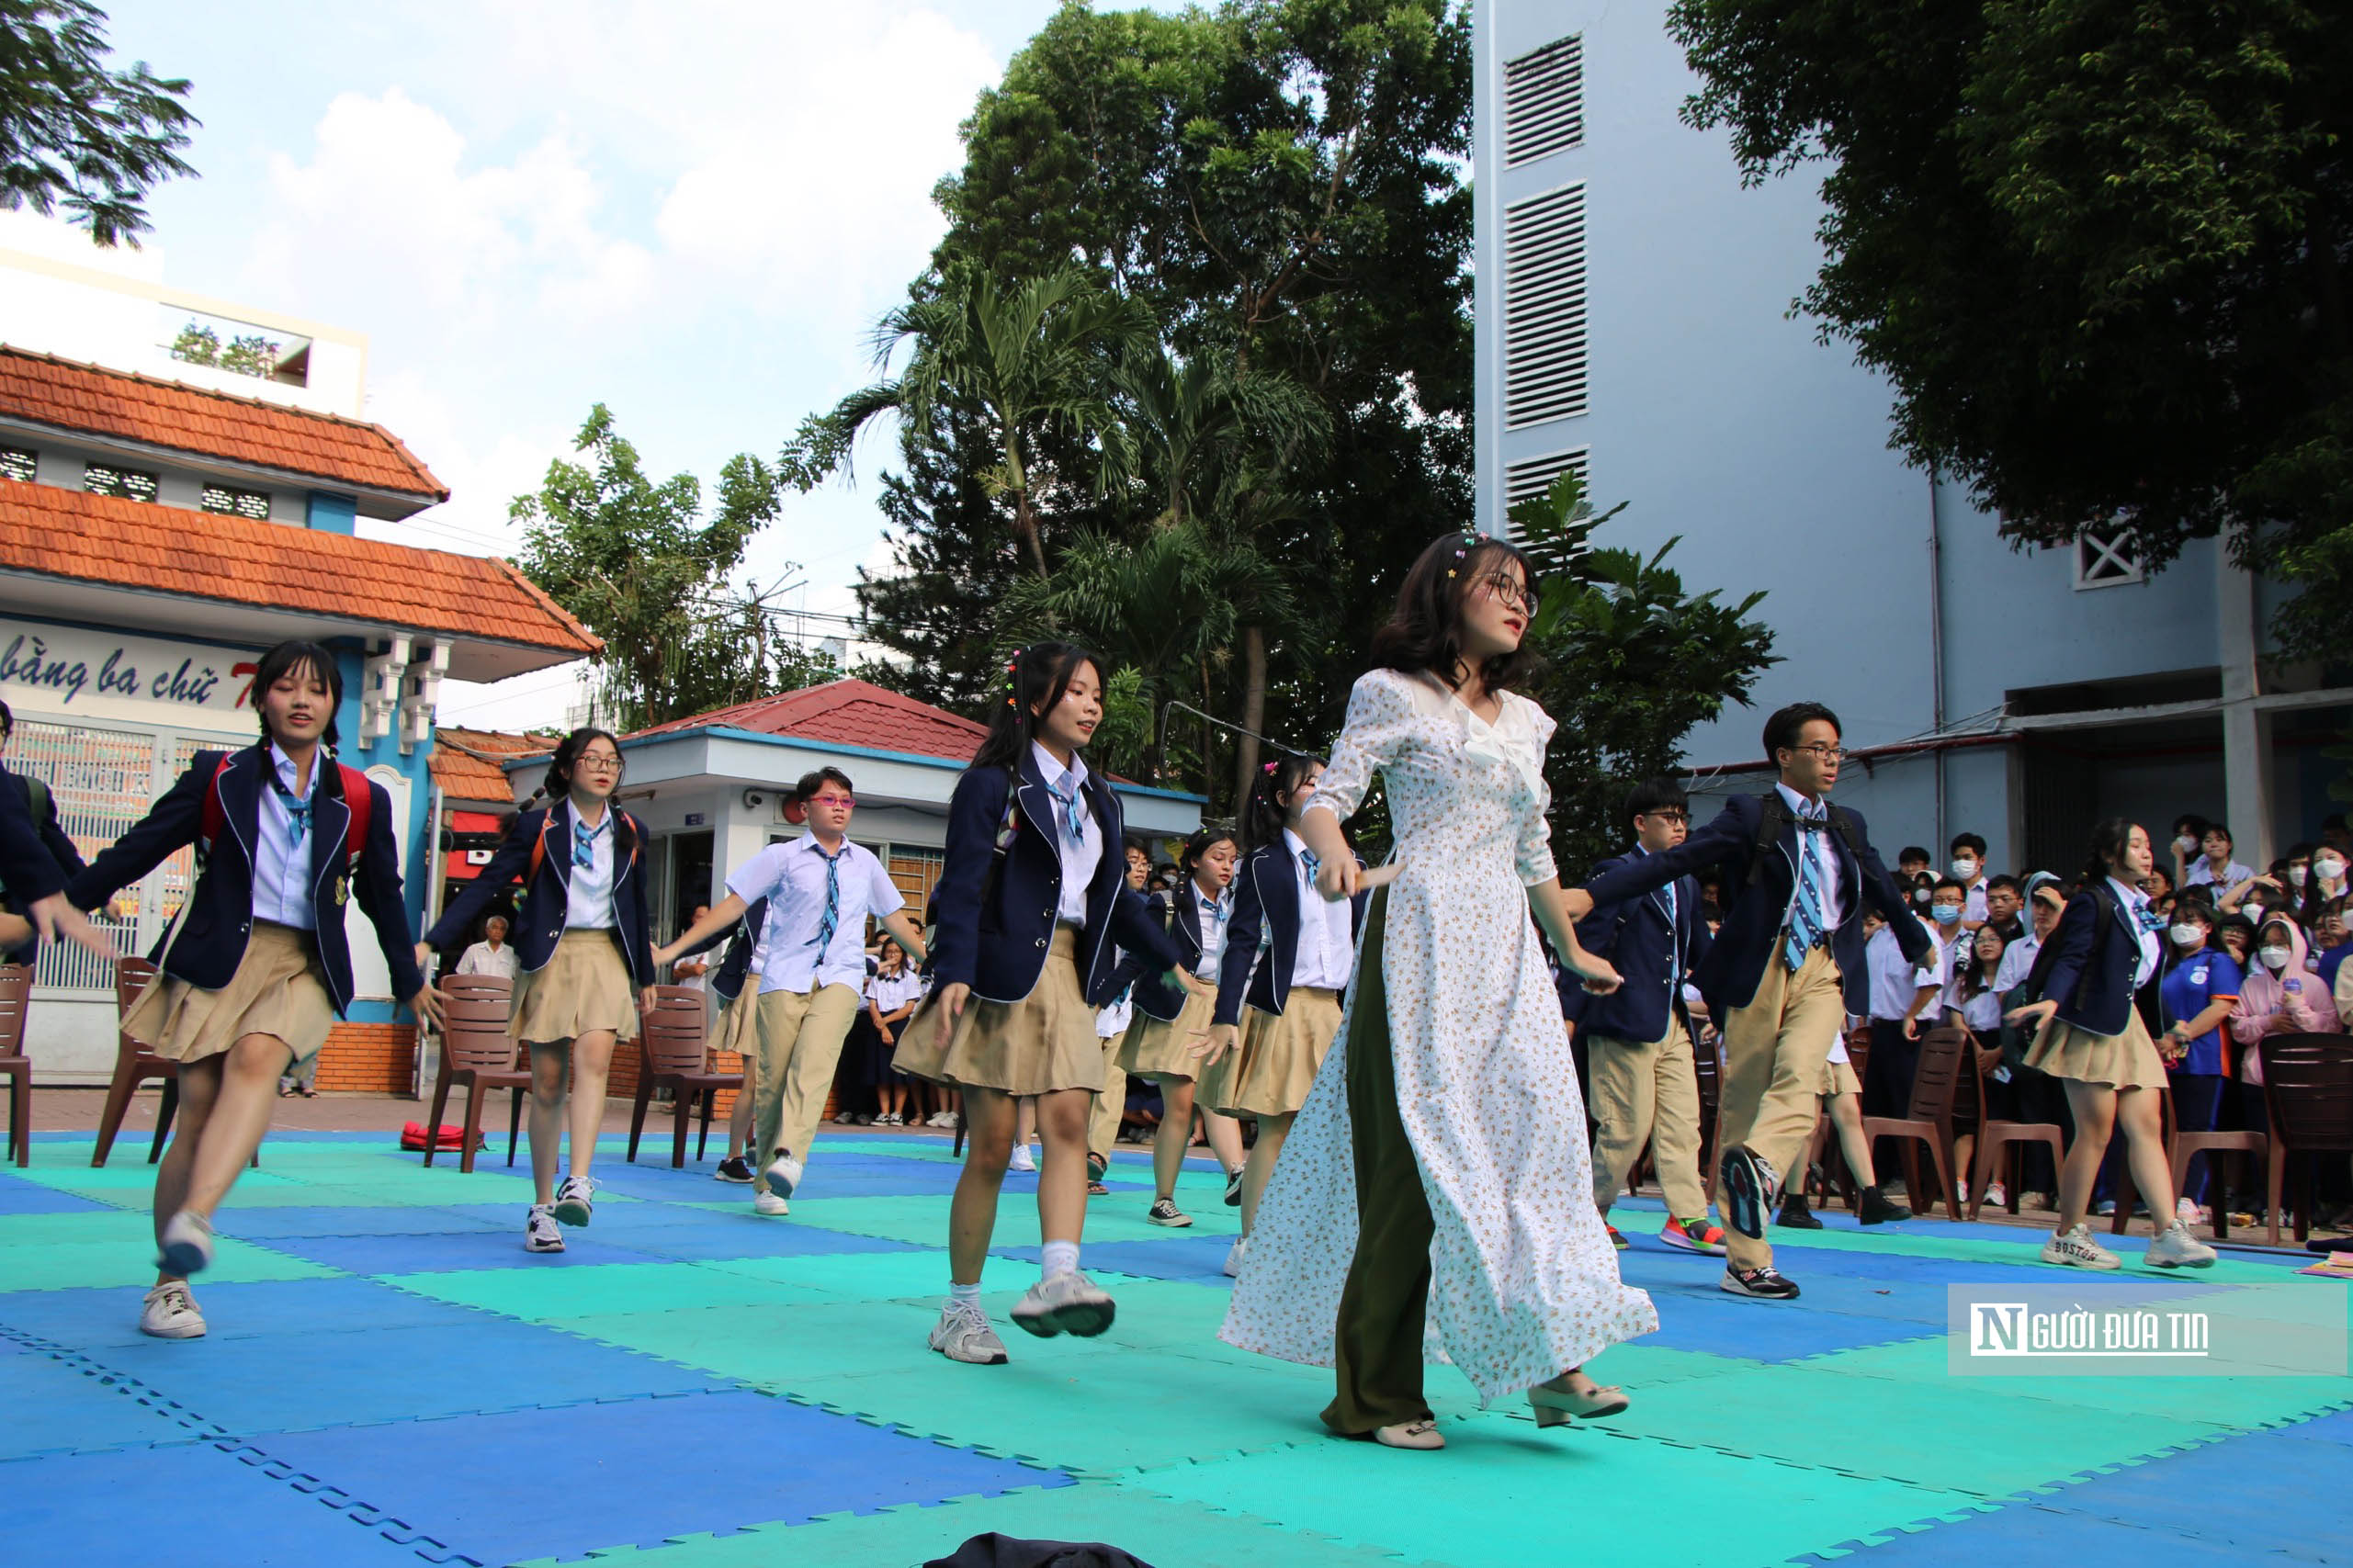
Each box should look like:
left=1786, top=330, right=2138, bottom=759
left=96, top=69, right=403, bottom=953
left=2217, top=558, right=2273, bottom=867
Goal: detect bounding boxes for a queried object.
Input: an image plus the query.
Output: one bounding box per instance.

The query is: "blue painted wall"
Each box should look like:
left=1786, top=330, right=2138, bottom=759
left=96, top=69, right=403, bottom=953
left=306, top=491, right=356, bottom=535
left=327, top=641, right=436, bottom=1021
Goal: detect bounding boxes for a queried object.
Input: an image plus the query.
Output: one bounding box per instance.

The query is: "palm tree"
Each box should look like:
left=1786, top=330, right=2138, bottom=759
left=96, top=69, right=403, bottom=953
left=793, top=262, right=1155, bottom=579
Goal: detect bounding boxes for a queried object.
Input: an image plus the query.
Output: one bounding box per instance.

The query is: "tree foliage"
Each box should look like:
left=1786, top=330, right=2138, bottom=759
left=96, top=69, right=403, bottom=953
left=513, top=405, right=825, bottom=732
left=0, top=0, right=196, bottom=245
left=1669, top=0, right=2353, bottom=654
left=1514, top=473, right=1780, bottom=873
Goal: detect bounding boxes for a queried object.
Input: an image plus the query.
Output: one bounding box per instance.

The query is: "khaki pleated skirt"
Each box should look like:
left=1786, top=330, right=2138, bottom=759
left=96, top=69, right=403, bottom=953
left=1116, top=987, right=1216, bottom=1082
left=124, top=920, right=337, bottom=1065
left=711, top=987, right=758, bottom=1059
left=2022, top=1008, right=2166, bottom=1091
left=513, top=930, right=639, bottom=1046
left=894, top=928, right=1101, bottom=1096
left=1201, top=987, right=1342, bottom=1119
left=1817, top=1055, right=1861, bottom=1097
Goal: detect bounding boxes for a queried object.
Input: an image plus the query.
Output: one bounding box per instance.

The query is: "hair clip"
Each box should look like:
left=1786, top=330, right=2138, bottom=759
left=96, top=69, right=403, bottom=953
left=1447, top=569, right=1457, bottom=578
left=1262, top=761, right=1278, bottom=774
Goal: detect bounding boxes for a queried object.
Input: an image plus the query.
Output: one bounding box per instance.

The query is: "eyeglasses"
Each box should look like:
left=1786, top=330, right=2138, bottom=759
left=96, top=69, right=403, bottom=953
left=574, top=753, right=622, bottom=773
left=1470, top=570, right=1539, bottom=616
left=1644, top=810, right=1690, bottom=825
left=1788, top=743, right=1847, bottom=762
left=809, top=793, right=855, bottom=808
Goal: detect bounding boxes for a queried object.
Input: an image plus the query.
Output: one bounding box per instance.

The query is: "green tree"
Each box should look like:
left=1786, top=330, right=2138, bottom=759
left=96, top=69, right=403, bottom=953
left=1514, top=473, right=1779, bottom=874
left=512, top=404, right=793, bottom=731
left=1, top=0, right=196, bottom=244
left=1669, top=0, right=2352, bottom=655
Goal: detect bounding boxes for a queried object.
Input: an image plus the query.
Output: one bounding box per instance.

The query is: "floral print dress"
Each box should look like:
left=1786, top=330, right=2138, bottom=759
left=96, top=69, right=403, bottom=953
left=1220, top=667, right=1657, bottom=1402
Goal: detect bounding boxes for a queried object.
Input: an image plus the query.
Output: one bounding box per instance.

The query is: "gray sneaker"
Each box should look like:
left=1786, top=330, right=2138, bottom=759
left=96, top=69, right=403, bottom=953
left=1010, top=1269, right=1116, bottom=1338
left=2144, top=1218, right=2218, bottom=1269
left=552, top=1174, right=596, bottom=1227
left=928, top=1299, right=1009, bottom=1364
left=157, top=1209, right=215, bottom=1277
left=2041, top=1223, right=2121, bottom=1270
left=139, top=1280, right=206, bottom=1338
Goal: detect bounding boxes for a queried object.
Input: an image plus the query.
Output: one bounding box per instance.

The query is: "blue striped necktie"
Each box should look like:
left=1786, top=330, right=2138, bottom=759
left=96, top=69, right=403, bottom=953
left=808, top=844, right=845, bottom=951
left=1049, top=774, right=1086, bottom=845
left=1300, top=848, right=1322, bottom=888
left=1784, top=808, right=1829, bottom=970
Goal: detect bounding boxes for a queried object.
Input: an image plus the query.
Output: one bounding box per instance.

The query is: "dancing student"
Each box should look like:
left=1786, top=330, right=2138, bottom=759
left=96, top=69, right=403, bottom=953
left=896, top=642, right=1195, bottom=1365
left=421, top=728, right=651, bottom=1254
left=1565, top=701, right=1929, bottom=1301
left=1085, top=843, right=1156, bottom=1194
left=693, top=896, right=770, bottom=1184
left=655, top=769, right=926, bottom=1214
left=69, top=640, right=435, bottom=1337
left=864, top=942, right=925, bottom=1125
left=2006, top=819, right=2218, bottom=1269
left=1570, top=776, right=1725, bottom=1256
left=1117, top=827, right=1246, bottom=1234
left=1225, top=532, right=1653, bottom=1453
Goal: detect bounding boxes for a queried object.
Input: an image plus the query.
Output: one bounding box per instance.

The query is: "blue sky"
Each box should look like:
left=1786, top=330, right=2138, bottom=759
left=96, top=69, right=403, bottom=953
left=74, top=1, right=1083, bottom=725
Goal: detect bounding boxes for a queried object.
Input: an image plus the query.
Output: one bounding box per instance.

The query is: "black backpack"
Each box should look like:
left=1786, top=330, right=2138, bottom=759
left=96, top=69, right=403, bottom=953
left=1747, top=792, right=1864, bottom=886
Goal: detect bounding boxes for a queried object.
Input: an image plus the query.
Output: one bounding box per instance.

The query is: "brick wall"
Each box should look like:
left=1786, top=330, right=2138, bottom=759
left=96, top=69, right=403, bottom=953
left=313, top=1022, right=418, bottom=1095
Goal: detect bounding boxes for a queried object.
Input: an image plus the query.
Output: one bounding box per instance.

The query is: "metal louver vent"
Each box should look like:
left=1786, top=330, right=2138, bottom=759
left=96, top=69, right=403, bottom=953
left=1504, top=36, right=1583, bottom=167
left=1504, top=182, right=1589, bottom=428
left=1504, top=446, right=1589, bottom=511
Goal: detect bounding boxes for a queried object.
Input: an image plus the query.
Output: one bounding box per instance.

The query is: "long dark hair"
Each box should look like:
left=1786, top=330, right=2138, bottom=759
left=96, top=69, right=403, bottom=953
left=2081, top=817, right=2142, bottom=885
left=251, top=639, right=345, bottom=748
left=1367, top=530, right=1543, bottom=694
left=1245, top=754, right=1323, bottom=851
left=539, top=726, right=623, bottom=804
left=971, top=642, right=1105, bottom=773
left=1178, top=826, right=1239, bottom=886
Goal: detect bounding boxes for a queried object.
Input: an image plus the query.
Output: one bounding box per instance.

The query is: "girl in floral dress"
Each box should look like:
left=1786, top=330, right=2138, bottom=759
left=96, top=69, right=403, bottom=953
left=1221, top=532, right=1658, bottom=1450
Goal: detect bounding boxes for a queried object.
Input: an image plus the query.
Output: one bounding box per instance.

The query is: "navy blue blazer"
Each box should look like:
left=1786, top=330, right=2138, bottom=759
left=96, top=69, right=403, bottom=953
left=1580, top=792, right=1925, bottom=1017
left=1567, top=848, right=1713, bottom=1044
left=0, top=769, right=88, bottom=964
left=1123, top=886, right=1222, bottom=1023
left=69, top=744, right=425, bottom=1013
left=1214, top=838, right=1364, bottom=1027
left=927, top=752, right=1186, bottom=1005
left=703, top=896, right=769, bottom=1006
left=0, top=761, right=69, bottom=906
left=424, top=799, right=654, bottom=987
left=2036, top=884, right=2153, bottom=1038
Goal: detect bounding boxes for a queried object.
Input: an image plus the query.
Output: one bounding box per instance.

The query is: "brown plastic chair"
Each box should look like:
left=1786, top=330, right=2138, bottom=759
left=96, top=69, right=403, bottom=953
left=94, top=957, right=178, bottom=1166
left=2108, top=1086, right=2178, bottom=1236
left=1969, top=1054, right=2066, bottom=1222
left=2257, top=1033, right=2353, bottom=1247
left=423, top=982, right=528, bottom=1173
left=1859, top=1024, right=1971, bottom=1221
left=2171, top=1118, right=2266, bottom=1240
left=1806, top=1027, right=1872, bottom=1210
left=628, top=985, right=731, bottom=1168
left=0, top=964, right=32, bottom=1166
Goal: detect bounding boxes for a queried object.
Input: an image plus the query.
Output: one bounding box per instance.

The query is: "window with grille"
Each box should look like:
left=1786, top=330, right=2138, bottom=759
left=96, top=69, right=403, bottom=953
left=1504, top=35, right=1583, bottom=167
left=0, top=446, right=33, bottom=482
left=1504, top=182, right=1589, bottom=428
left=1505, top=446, right=1591, bottom=513
left=2073, top=527, right=2144, bottom=589
left=201, top=484, right=272, bottom=520
left=85, top=462, right=159, bottom=502
left=888, top=850, right=946, bottom=930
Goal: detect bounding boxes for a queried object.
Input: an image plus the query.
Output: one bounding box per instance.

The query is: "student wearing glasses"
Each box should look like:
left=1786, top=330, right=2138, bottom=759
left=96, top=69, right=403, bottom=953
left=657, top=768, right=928, bottom=1214
left=421, top=728, right=651, bottom=1255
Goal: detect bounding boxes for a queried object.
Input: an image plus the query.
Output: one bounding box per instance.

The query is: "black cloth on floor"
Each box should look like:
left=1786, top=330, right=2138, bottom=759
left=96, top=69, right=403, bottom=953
left=924, top=1534, right=1156, bottom=1568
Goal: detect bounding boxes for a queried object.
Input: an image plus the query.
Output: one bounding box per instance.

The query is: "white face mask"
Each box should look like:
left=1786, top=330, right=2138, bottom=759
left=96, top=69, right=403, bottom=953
left=2259, top=945, right=2294, bottom=971
left=2169, top=923, right=2205, bottom=947
left=2291, top=865, right=2310, bottom=888
left=1951, top=857, right=1978, bottom=880
left=2317, top=856, right=2346, bottom=883
left=2244, top=902, right=2266, bottom=921
left=2175, top=835, right=2199, bottom=856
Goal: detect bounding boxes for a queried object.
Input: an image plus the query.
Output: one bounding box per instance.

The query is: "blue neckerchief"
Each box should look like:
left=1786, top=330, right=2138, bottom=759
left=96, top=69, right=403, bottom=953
left=808, top=841, right=847, bottom=951
left=1048, top=773, right=1086, bottom=846
left=572, top=811, right=607, bottom=871
left=266, top=756, right=313, bottom=847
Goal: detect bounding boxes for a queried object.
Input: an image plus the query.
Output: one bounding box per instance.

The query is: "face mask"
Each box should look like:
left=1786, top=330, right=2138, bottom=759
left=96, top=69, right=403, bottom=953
left=2169, top=924, right=2204, bottom=947
left=1951, top=858, right=1978, bottom=880
left=2244, top=902, right=2265, bottom=921
left=2291, top=866, right=2310, bottom=888
left=2259, top=945, right=2294, bottom=971
left=1932, top=905, right=1963, bottom=925
left=2175, top=835, right=2198, bottom=856
left=2317, top=857, right=2346, bottom=882
left=1912, top=886, right=1932, bottom=906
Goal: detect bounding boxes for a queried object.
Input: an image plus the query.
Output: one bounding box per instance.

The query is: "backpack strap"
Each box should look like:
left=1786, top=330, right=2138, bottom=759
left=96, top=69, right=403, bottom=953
left=335, top=764, right=371, bottom=868
left=23, top=774, right=49, bottom=829
left=196, top=753, right=236, bottom=867
left=977, top=764, right=1022, bottom=916
left=1747, top=793, right=1793, bottom=886
left=526, top=810, right=554, bottom=887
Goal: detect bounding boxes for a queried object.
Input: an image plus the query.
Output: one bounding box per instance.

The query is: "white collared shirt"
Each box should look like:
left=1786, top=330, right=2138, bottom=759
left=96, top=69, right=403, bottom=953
left=1963, top=874, right=1990, bottom=923
left=2184, top=858, right=2253, bottom=889
left=1866, top=919, right=1943, bottom=1021
left=456, top=941, right=518, bottom=980
left=1032, top=741, right=1103, bottom=924
left=252, top=743, right=320, bottom=931
left=727, top=832, right=905, bottom=994
left=1992, top=931, right=2042, bottom=994
left=1193, top=880, right=1234, bottom=972
left=865, top=966, right=924, bottom=1013
left=1285, top=828, right=1355, bottom=991
left=1775, top=783, right=1848, bottom=931
left=1632, top=841, right=1680, bottom=983
left=561, top=799, right=617, bottom=931
left=2109, top=876, right=2161, bottom=988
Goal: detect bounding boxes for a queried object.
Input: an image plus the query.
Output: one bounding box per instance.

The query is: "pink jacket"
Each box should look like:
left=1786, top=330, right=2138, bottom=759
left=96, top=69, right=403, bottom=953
left=2230, top=919, right=2339, bottom=1081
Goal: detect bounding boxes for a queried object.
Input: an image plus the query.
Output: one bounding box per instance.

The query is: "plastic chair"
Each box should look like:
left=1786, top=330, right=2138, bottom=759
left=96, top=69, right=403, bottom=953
left=1807, top=1027, right=1872, bottom=1211
left=93, top=957, right=177, bottom=1167
left=1858, top=1024, right=1971, bottom=1221
left=2108, top=1087, right=2178, bottom=1237
left=0, top=964, right=32, bottom=1166
left=2171, top=1120, right=2266, bottom=1240
left=628, top=985, right=732, bottom=1168
left=422, top=981, right=528, bottom=1173
left=2257, top=1033, right=2353, bottom=1247
left=1969, top=1057, right=2066, bottom=1222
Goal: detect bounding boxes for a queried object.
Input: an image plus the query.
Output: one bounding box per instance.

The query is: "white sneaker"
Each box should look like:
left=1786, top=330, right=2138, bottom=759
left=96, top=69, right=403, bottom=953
left=2145, top=1219, right=2218, bottom=1269
left=552, top=1174, right=596, bottom=1227
left=764, top=1149, right=804, bottom=1198
left=1983, top=1181, right=2007, bottom=1208
left=2175, top=1196, right=2200, bottom=1222
left=2041, top=1223, right=2120, bottom=1270
left=139, top=1280, right=206, bottom=1338
left=929, top=1298, right=1009, bottom=1364
left=1224, top=1235, right=1248, bottom=1278
left=753, top=1190, right=790, bottom=1216
left=932, top=1111, right=956, bottom=1128
left=156, top=1210, right=215, bottom=1277
left=526, top=1204, right=566, bottom=1253
left=1010, top=1269, right=1115, bottom=1338
left=1008, top=1145, right=1036, bottom=1174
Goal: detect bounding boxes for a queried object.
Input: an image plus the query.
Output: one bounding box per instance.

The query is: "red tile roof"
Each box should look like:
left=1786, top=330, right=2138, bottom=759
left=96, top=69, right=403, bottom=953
left=0, top=482, right=600, bottom=657
left=631, top=678, right=988, bottom=762
left=0, top=346, right=448, bottom=500
left=432, top=727, right=551, bottom=801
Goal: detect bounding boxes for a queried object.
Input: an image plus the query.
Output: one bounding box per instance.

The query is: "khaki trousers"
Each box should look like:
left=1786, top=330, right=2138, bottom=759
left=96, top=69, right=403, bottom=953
left=1717, top=946, right=1846, bottom=1271
left=1588, top=1016, right=1707, bottom=1220
left=1089, top=1032, right=1127, bottom=1162
left=752, top=983, right=864, bottom=1166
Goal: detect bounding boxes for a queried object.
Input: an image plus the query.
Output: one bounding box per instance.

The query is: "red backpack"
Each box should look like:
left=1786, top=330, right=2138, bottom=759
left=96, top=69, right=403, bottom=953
left=197, top=751, right=373, bottom=870
left=523, top=807, right=639, bottom=886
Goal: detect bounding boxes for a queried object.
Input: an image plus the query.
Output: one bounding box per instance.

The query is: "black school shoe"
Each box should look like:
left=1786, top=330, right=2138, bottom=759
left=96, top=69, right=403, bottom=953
left=1776, top=1190, right=1824, bottom=1229
left=1859, top=1185, right=1912, bottom=1224
left=1721, top=1264, right=1801, bottom=1300
left=1718, top=1144, right=1781, bottom=1240
left=1224, top=1168, right=1244, bottom=1207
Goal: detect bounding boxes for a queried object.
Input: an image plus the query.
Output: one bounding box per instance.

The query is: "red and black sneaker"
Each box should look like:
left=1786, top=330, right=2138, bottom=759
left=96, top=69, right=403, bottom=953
left=1604, top=1223, right=1629, bottom=1252
left=1718, top=1143, right=1781, bottom=1240
left=1660, top=1215, right=1726, bottom=1254
left=1720, top=1264, right=1800, bottom=1300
